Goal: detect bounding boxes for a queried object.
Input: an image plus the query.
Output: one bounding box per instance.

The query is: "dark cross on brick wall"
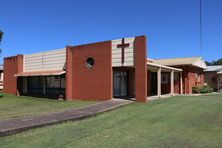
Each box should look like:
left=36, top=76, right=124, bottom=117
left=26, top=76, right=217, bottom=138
left=117, top=38, right=130, bottom=65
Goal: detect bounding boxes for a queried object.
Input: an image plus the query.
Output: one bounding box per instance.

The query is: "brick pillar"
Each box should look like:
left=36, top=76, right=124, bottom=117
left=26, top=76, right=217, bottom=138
left=16, top=55, right=23, bottom=96
left=65, top=46, right=73, bottom=100
left=3, top=54, right=23, bottom=95
left=134, top=36, right=147, bottom=103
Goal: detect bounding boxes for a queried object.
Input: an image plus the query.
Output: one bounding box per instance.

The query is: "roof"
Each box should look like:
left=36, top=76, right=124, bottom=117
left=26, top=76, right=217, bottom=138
left=0, top=64, right=3, bottom=71
left=153, top=57, right=207, bottom=69
left=147, top=62, right=182, bottom=72
left=205, top=65, right=222, bottom=72
left=15, top=70, right=65, bottom=77
left=217, top=71, right=222, bottom=74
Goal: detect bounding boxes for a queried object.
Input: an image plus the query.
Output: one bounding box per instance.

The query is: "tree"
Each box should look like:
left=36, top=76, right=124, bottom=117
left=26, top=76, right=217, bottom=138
left=206, top=58, right=222, bottom=66
left=0, top=30, right=3, bottom=53
left=0, top=30, right=3, bottom=42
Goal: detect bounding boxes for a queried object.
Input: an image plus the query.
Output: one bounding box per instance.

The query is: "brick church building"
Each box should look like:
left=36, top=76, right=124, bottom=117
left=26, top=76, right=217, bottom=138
left=3, top=36, right=206, bottom=103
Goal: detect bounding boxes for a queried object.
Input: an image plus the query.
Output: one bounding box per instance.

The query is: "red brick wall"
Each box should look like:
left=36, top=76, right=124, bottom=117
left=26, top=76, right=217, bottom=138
left=174, top=80, right=180, bottom=94
left=204, top=72, right=218, bottom=91
left=65, top=36, right=147, bottom=102
left=173, top=66, right=204, bottom=94
left=66, top=41, right=112, bottom=101
left=186, top=66, right=204, bottom=93
left=66, top=46, right=73, bottom=100
left=135, top=36, right=147, bottom=102
left=3, top=55, right=23, bottom=95
left=161, top=83, right=170, bottom=94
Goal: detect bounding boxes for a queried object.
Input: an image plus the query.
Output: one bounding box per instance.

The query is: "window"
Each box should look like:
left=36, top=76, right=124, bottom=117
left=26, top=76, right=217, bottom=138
left=174, top=72, right=179, bottom=81
left=54, top=76, right=59, bottom=80
left=113, top=71, right=128, bottom=97
left=161, top=74, right=168, bottom=84
left=86, top=57, right=95, bottom=68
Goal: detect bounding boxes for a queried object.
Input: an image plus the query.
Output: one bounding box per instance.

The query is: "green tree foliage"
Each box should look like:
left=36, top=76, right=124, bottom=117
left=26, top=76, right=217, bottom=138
left=206, top=58, right=222, bottom=66
left=0, top=30, right=3, bottom=53
left=0, top=30, right=3, bottom=42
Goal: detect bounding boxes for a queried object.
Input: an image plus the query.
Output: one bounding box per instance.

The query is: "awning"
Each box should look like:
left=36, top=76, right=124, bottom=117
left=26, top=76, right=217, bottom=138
left=15, top=70, right=66, bottom=77
left=147, top=62, right=182, bottom=72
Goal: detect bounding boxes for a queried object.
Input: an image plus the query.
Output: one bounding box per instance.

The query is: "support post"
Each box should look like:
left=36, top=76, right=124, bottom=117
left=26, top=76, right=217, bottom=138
left=43, top=76, right=46, bottom=95
left=157, top=67, right=161, bottom=98
left=180, top=71, right=183, bottom=94
left=171, top=70, right=174, bottom=96
left=60, top=75, right=62, bottom=95
left=0, top=73, right=3, bottom=82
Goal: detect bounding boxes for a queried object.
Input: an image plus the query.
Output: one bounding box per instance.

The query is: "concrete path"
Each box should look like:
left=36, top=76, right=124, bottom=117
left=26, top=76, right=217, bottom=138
left=0, top=99, right=132, bottom=137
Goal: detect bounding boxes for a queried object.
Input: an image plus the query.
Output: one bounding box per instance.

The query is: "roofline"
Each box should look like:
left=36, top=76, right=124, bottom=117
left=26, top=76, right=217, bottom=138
left=68, top=35, right=146, bottom=48
left=205, top=65, right=222, bottom=72
left=15, top=70, right=66, bottom=77
left=191, top=57, right=207, bottom=70
left=205, top=69, right=222, bottom=72
left=152, top=56, right=202, bottom=61
left=24, top=48, right=65, bottom=56
left=147, top=58, right=154, bottom=62
left=147, top=62, right=182, bottom=72
left=192, top=57, right=202, bottom=64
left=152, top=57, right=206, bottom=70
left=191, top=64, right=207, bottom=70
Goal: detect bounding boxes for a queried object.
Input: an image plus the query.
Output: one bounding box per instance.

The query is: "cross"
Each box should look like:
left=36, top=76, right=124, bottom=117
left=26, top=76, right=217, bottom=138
left=117, top=38, right=130, bottom=65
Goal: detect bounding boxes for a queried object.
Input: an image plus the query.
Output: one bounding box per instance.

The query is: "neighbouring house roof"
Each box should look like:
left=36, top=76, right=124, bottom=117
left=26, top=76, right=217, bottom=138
left=0, top=64, right=3, bottom=71
left=147, top=58, right=154, bottom=63
left=15, top=70, right=65, bottom=77
left=152, top=57, right=207, bottom=69
left=205, top=65, right=222, bottom=72
left=217, top=71, right=222, bottom=75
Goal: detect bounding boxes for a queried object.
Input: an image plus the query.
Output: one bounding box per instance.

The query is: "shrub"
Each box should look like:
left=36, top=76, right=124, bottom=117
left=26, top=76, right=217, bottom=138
left=192, top=85, right=213, bottom=94
left=0, top=93, right=4, bottom=98
left=192, top=86, right=200, bottom=94
left=199, top=85, right=213, bottom=94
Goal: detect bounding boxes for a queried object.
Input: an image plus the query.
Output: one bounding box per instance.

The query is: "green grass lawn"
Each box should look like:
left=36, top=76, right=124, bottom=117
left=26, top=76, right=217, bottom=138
left=0, top=94, right=95, bottom=121
left=1, top=94, right=222, bottom=148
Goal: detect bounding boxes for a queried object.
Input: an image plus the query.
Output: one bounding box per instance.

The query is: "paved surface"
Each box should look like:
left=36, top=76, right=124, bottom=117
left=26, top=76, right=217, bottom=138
left=148, top=94, right=173, bottom=101
left=0, top=99, right=132, bottom=137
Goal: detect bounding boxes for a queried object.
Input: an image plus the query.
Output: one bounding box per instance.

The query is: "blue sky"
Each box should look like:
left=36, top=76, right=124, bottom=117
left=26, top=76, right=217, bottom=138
left=0, top=0, right=221, bottom=63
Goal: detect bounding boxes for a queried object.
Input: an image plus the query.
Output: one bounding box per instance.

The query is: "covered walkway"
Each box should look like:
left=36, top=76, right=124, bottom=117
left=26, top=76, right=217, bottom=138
left=147, top=62, right=183, bottom=98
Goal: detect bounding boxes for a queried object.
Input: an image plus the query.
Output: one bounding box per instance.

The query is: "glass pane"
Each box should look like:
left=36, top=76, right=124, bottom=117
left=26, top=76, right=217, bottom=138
left=113, top=71, right=128, bottom=97
left=28, top=77, right=43, bottom=94
left=113, top=71, right=121, bottom=96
